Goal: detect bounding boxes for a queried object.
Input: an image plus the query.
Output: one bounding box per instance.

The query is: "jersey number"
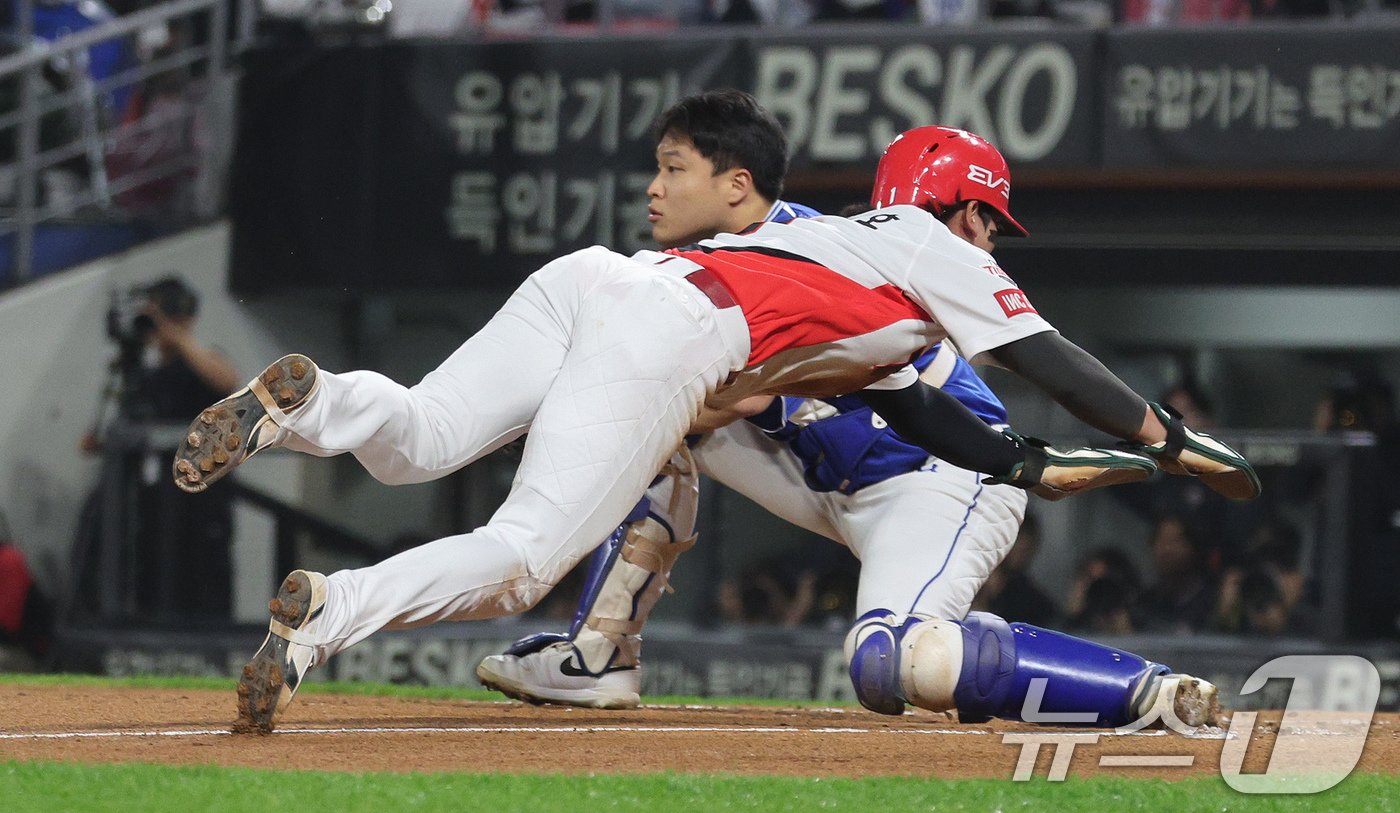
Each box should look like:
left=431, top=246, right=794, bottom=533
left=855, top=213, right=900, bottom=230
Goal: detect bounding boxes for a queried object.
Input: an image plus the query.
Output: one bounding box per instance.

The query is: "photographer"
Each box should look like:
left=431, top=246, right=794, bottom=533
left=90, top=276, right=239, bottom=428
left=79, top=275, right=239, bottom=621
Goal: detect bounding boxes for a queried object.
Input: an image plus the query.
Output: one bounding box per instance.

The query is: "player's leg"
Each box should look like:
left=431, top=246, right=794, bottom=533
left=174, top=247, right=618, bottom=493
left=838, top=464, right=1222, bottom=728
left=844, top=610, right=1221, bottom=728
left=235, top=269, right=748, bottom=731
left=691, top=420, right=842, bottom=540
left=839, top=464, right=1025, bottom=620
left=475, top=407, right=843, bottom=707
left=475, top=445, right=699, bottom=708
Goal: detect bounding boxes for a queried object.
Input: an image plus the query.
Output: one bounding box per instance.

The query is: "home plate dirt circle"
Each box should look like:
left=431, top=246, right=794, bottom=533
left=2, top=685, right=1397, bottom=780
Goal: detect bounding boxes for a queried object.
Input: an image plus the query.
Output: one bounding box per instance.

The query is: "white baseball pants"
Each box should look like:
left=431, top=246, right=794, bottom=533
left=693, top=420, right=1027, bottom=620
left=276, top=246, right=750, bottom=661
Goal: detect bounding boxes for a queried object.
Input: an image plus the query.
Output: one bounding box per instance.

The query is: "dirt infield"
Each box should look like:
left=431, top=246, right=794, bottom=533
left=2, top=685, right=1397, bottom=780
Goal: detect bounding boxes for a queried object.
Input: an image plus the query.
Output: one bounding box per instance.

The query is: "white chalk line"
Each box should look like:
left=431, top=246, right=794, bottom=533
left=0, top=724, right=1200, bottom=742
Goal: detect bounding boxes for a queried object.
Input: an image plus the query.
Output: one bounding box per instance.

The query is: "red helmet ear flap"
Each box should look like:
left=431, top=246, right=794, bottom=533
left=871, top=126, right=1028, bottom=237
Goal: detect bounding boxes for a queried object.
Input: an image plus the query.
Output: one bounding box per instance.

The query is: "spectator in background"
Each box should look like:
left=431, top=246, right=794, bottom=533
left=1314, top=371, right=1396, bottom=436
left=1064, top=547, right=1140, bottom=635
left=1134, top=513, right=1218, bottom=633
left=1214, top=518, right=1305, bottom=636
left=77, top=276, right=240, bottom=621
left=0, top=29, right=85, bottom=210
left=717, top=544, right=857, bottom=629
left=104, top=21, right=205, bottom=219
left=0, top=509, right=54, bottom=670
left=22, top=0, right=138, bottom=122
left=717, top=556, right=816, bottom=627
left=972, top=513, right=1057, bottom=626
left=1111, top=377, right=1257, bottom=570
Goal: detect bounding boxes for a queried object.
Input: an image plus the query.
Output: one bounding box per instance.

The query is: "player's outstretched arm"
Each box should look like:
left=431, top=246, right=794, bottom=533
left=986, top=332, right=1260, bottom=500
left=858, top=381, right=1157, bottom=500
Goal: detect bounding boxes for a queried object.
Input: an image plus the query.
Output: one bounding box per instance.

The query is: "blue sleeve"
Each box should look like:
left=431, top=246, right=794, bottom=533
left=767, top=200, right=823, bottom=223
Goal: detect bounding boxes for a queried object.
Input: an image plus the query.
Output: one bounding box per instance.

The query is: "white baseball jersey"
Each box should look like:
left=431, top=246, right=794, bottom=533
left=650, top=204, right=1057, bottom=404
left=267, top=211, right=1055, bottom=667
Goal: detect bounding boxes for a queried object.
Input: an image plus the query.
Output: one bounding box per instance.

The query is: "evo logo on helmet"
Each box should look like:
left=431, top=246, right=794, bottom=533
left=967, top=165, right=1011, bottom=199
left=995, top=288, right=1036, bottom=317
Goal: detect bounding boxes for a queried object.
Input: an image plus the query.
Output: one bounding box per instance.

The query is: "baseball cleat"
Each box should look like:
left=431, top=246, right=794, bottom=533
left=234, top=569, right=327, bottom=734
left=1135, top=673, right=1227, bottom=730
left=988, top=431, right=1158, bottom=501
left=476, top=641, right=641, bottom=709
left=172, top=354, right=319, bottom=493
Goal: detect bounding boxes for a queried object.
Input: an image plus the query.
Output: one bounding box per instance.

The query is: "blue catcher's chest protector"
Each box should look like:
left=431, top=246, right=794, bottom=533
left=763, top=348, right=1008, bottom=494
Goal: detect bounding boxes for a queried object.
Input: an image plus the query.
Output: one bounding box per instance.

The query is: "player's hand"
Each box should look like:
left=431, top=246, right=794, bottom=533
left=691, top=396, right=776, bottom=434
left=144, top=301, right=193, bottom=348
left=1126, top=403, right=1260, bottom=501
left=985, top=431, right=1158, bottom=501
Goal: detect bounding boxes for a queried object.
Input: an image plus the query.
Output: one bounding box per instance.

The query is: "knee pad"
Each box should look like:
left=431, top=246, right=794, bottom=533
left=844, top=610, right=964, bottom=716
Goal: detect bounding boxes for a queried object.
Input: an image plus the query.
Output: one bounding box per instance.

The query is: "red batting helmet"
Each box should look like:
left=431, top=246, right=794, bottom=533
left=870, top=126, right=1028, bottom=237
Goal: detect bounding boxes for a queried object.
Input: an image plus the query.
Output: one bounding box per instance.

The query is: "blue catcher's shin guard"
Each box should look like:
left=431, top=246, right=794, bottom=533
left=953, top=612, right=1169, bottom=727
left=846, top=610, right=1169, bottom=727
left=502, top=497, right=650, bottom=660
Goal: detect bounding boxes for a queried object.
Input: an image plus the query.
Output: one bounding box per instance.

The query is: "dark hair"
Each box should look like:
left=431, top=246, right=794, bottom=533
left=144, top=275, right=199, bottom=319
left=1248, top=519, right=1302, bottom=571
left=939, top=201, right=998, bottom=231
left=653, top=90, right=788, bottom=202
left=1078, top=546, right=1142, bottom=591
left=1240, top=568, right=1284, bottom=613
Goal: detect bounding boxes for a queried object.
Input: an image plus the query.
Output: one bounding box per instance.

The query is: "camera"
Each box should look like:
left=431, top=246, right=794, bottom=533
left=105, top=276, right=199, bottom=347
left=106, top=287, right=155, bottom=347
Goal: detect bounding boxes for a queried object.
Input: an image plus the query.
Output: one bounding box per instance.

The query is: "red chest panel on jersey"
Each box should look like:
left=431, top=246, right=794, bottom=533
left=668, top=247, right=932, bottom=366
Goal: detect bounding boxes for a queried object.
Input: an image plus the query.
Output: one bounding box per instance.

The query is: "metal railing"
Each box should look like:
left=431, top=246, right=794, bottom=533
left=0, top=0, right=247, bottom=286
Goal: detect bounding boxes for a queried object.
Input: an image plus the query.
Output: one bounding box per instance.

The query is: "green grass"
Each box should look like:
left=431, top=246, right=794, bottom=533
left=2, top=762, right=1397, bottom=813
left=4, top=674, right=1398, bottom=811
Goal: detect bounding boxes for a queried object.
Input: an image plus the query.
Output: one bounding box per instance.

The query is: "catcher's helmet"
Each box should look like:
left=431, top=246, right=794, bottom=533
left=870, top=126, right=1028, bottom=237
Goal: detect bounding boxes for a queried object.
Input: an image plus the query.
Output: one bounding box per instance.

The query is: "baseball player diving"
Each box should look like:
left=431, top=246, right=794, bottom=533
left=170, top=96, right=1257, bottom=733
left=475, top=92, right=1252, bottom=731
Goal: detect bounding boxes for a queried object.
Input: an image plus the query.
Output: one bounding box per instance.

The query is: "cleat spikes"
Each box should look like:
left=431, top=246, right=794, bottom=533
left=173, top=354, right=318, bottom=494
left=235, top=570, right=327, bottom=734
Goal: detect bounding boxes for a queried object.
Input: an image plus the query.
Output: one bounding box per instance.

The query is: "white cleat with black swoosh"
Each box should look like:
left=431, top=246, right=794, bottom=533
left=476, top=641, right=641, bottom=709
